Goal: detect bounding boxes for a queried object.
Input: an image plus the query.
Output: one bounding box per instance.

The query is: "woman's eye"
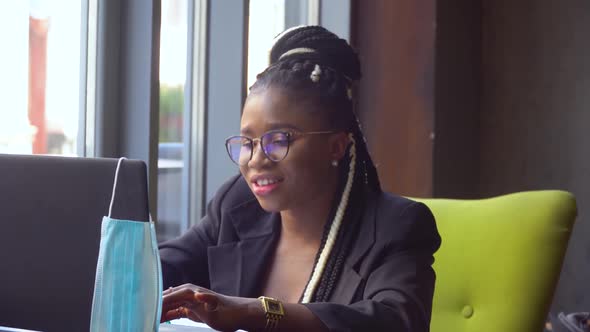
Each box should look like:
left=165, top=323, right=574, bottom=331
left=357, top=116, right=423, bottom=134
left=272, top=138, right=288, bottom=145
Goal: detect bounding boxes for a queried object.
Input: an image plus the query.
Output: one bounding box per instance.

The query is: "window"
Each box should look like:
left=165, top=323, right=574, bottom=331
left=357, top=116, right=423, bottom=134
left=0, top=1, right=91, bottom=156
left=247, top=0, right=286, bottom=89
left=154, top=0, right=338, bottom=241
left=157, top=0, right=188, bottom=241
left=247, top=0, right=327, bottom=91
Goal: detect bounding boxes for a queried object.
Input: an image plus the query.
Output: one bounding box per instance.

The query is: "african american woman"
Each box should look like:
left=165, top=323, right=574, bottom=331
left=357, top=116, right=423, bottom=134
left=159, top=25, right=441, bottom=332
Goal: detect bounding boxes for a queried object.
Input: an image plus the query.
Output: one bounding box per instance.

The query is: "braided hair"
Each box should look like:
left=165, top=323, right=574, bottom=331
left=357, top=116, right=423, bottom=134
left=250, top=26, right=382, bottom=302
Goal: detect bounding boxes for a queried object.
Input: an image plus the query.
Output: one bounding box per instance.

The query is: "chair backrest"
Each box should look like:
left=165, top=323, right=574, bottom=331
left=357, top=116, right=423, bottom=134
left=414, top=191, right=577, bottom=332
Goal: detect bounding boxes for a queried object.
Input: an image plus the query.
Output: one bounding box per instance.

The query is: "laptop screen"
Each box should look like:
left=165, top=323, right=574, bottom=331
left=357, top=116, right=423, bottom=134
left=0, top=154, right=150, bottom=332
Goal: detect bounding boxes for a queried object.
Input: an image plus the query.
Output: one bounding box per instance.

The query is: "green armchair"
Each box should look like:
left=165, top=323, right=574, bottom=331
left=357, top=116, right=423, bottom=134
left=414, top=191, right=577, bottom=332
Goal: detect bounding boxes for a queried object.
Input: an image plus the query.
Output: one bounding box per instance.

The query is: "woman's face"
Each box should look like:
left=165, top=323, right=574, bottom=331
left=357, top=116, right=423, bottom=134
left=238, top=87, right=346, bottom=212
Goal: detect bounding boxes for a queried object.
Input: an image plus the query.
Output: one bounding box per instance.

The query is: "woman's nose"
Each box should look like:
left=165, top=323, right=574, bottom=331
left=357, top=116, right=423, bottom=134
left=248, top=141, right=270, bottom=168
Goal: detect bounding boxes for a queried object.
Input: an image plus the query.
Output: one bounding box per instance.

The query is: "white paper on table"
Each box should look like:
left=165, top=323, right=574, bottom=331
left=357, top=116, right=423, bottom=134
left=160, top=319, right=246, bottom=331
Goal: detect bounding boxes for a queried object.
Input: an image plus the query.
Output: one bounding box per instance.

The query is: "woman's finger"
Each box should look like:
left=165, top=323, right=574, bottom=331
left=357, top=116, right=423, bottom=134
left=161, top=285, right=226, bottom=325
left=194, top=292, right=220, bottom=312
left=162, top=306, right=188, bottom=322
left=163, top=288, right=196, bottom=304
left=162, top=299, right=193, bottom=314
left=163, top=286, right=176, bottom=296
left=163, top=284, right=219, bottom=299
left=163, top=292, right=218, bottom=314
left=162, top=306, right=205, bottom=323
left=162, top=283, right=198, bottom=296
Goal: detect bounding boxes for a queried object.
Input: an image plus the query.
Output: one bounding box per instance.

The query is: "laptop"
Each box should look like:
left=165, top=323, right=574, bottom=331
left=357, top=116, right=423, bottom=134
left=0, top=154, right=150, bottom=332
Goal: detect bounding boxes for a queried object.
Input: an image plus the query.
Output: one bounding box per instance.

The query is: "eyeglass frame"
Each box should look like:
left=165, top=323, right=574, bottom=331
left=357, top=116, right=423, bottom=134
left=224, top=129, right=337, bottom=166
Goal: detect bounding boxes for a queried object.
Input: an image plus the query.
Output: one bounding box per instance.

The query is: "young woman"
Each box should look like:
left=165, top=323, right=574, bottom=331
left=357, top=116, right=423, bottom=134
left=159, top=25, right=441, bottom=332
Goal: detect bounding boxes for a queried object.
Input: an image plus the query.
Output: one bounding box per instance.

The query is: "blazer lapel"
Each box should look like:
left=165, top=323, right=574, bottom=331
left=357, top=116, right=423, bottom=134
left=330, top=191, right=378, bottom=304
left=208, top=189, right=379, bottom=304
left=330, top=266, right=363, bottom=304
left=347, top=190, right=377, bottom=270
left=207, top=200, right=280, bottom=298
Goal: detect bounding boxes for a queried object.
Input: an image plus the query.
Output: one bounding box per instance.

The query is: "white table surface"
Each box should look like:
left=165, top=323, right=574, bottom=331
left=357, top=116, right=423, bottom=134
left=160, top=319, right=246, bottom=331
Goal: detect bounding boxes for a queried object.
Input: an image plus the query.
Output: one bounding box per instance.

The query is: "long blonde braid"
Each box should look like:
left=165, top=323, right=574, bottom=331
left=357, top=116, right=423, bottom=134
left=301, top=133, right=356, bottom=303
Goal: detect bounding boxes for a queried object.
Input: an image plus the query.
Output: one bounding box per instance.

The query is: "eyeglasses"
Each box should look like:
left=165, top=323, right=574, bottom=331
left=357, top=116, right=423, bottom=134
left=225, top=129, right=335, bottom=166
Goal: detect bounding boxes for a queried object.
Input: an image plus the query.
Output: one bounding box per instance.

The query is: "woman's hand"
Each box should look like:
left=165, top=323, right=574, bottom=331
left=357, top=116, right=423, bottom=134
left=161, top=284, right=264, bottom=332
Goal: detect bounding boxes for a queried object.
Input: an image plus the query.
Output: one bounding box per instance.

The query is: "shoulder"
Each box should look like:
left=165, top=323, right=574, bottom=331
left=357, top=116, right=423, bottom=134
left=373, top=191, right=418, bottom=215
left=369, top=191, right=440, bottom=251
left=370, top=191, right=429, bottom=223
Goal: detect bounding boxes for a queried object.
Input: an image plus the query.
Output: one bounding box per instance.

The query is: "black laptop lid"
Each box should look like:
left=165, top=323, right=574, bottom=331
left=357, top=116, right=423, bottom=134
left=0, top=154, right=150, bottom=332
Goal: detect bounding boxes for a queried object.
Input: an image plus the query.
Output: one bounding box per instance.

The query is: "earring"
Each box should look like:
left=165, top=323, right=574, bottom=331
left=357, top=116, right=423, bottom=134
left=331, top=160, right=338, bottom=167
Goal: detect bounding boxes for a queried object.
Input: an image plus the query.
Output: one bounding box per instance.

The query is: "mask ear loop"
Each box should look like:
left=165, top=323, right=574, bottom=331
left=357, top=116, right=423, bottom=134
left=108, top=157, right=154, bottom=222
left=108, top=157, right=127, bottom=218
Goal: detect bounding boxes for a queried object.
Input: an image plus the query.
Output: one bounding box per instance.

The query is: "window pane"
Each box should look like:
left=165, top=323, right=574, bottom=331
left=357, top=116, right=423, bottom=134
left=247, top=0, right=286, bottom=89
left=158, top=0, right=188, bottom=242
left=0, top=1, right=83, bottom=155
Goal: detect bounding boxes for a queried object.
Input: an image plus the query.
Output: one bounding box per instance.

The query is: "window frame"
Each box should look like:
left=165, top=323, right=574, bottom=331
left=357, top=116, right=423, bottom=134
left=89, top=0, right=350, bottom=230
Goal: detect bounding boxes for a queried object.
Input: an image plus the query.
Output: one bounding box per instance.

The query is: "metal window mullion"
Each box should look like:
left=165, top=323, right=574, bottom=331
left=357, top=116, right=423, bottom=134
left=94, top=0, right=122, bottom=158
left=308, top=0, right=320, bottom=25
left=80, top=0, right=98, bottom=157
left=94, top=0, right=160, bottom=218
left=204, top=0, right=249, bottom=203
left=183, top=0, right=209, bottom=227
left=319, top=0, right=351, bottom=42
left=285, top=0, right=309, bottom=28
left=78, top=0, right=88, bottom=157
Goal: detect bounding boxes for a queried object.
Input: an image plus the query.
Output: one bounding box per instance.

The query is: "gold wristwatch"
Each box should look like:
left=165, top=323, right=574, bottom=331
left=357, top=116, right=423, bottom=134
left=258, top=296, right=284, bottom=331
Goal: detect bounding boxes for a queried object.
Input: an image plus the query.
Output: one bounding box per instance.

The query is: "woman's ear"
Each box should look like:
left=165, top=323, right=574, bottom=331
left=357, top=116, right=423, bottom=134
left=329, top=132, right=350, bottom=161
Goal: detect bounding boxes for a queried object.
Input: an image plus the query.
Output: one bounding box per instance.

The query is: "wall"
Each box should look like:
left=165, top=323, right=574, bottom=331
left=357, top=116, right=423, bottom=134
left=480, top=0, right=590, bottom=313
left=352, top=0, right=590, bottom=314
left=351, top=0, right=436, bottom=197
left=433, top=0, right=481, bottom=198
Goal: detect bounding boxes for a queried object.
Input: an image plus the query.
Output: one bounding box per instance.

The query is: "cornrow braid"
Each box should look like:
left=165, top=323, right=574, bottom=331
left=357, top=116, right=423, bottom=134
left=268, top=27, right=361, bottom=80
left=301, top=134, right=356, bottom=303
left=250, top=25, right=382, bottom=302
left=305, top=129, right=373, bottom=302
left=351, top=116, right=382, bottom=192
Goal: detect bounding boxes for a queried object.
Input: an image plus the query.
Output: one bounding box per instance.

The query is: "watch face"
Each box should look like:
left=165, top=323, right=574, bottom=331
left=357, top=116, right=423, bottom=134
left=268, top=302, right=281, bottom=312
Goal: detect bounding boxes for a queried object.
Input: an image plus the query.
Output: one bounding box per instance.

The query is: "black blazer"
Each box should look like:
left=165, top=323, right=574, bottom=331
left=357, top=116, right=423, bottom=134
left=159, top=175, right=441, bottom=332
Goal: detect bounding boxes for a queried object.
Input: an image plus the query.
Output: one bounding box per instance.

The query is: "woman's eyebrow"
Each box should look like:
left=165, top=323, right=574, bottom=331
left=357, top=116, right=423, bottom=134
left=240, top=125, right=254, bottom=135
left=240, top=123, right=302, bottom=135
left=267, top=123, right=302, bottom=131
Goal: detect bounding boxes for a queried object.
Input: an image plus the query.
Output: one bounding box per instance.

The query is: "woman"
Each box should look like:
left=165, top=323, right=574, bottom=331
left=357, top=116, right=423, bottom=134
left=159, top=25, right=441, bottom=332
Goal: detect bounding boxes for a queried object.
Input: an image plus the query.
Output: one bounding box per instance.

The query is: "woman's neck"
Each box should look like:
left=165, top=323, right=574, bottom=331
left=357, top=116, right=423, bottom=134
left=279, top=183, right=339, bottom=246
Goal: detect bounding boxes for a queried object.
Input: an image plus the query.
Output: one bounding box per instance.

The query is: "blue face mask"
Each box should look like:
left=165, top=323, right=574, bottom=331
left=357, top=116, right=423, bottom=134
left=90, top=158, right=163, bottom=332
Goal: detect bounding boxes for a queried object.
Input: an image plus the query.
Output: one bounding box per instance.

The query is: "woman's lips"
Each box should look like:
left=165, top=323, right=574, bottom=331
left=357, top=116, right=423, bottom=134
left=252, top=180, right=282, bottom=196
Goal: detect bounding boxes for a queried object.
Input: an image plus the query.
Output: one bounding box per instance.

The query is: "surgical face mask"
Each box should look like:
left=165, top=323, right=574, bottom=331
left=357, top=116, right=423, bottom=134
left=90, top=157, right=162, bottom=332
